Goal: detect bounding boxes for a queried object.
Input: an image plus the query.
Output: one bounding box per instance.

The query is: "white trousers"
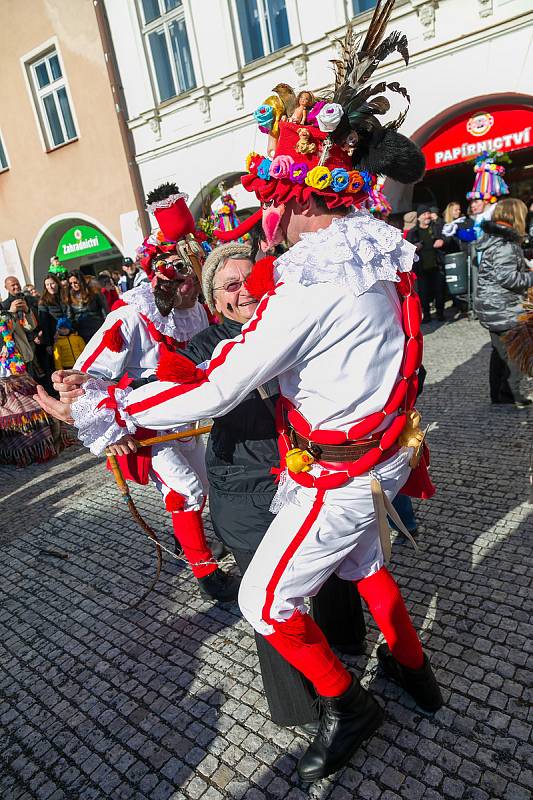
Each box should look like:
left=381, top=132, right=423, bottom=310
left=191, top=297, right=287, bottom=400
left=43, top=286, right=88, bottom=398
left=149, top=436, right=208, bottom=512
left=238, top=448, right=412, bottom=637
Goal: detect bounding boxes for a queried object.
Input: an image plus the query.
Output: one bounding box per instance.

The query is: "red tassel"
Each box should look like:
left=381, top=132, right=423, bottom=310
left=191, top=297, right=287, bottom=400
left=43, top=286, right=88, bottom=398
left=164, top=490, right=185, bottom=512
left=156, top=348, right=202, bottom=383
left=244, top=256, right=276, bottom=300
left=102, top=320, right=124, bottom=353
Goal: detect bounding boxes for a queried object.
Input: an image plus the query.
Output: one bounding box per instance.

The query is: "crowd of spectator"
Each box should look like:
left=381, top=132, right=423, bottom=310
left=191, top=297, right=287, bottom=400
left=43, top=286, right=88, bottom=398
left=0, top=256, right=147, bottom=396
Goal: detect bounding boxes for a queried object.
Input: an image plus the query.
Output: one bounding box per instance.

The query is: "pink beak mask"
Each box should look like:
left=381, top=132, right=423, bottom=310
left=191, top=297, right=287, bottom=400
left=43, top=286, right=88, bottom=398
left=262, top=202, right=286, bottom=249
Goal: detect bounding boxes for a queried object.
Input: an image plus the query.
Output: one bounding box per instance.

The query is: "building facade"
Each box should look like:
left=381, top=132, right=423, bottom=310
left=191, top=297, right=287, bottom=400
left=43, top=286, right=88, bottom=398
left=0, top=0, right=142, bottom=290
left=106, top=0, right=533, bottom=219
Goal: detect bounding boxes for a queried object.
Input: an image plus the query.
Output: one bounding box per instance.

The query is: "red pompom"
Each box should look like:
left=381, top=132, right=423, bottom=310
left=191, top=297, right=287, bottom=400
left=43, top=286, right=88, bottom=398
left=165, top=490, right=185, bottom=512
left=156, top=348, right=203, bottom=383
left=102, top=320, right=124, bottom=353
left=244, top=256, right=276, bottom=300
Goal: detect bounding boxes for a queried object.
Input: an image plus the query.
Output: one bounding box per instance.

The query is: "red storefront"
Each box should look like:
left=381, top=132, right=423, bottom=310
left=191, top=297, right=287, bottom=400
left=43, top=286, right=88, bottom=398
left=412, top=100, right=533, bottom=210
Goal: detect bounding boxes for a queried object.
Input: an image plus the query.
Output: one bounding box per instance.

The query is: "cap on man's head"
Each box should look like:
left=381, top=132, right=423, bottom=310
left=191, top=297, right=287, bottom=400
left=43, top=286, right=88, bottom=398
left=122, top=257, right=134, bottom=267
left=416, top=204, right=432, bottom=215
left=56, top=316, right=73, bottom=331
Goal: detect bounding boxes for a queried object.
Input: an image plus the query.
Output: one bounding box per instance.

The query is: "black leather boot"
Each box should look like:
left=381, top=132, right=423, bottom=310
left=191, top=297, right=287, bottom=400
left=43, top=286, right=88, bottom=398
left=377, top=644, right=443, bottom=712
left=297, top=676, right=384, bottom=782
left=197, top=569, right=240, bottom=602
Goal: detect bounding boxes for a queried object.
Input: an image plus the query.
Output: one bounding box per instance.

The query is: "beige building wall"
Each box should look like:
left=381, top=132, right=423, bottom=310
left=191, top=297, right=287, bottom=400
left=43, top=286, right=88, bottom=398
left=0, top=0, right=139, bottom=289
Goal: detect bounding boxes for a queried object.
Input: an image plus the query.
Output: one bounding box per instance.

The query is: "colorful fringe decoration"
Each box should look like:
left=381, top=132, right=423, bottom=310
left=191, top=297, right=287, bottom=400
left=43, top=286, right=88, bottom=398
left=214, top=193, right=250, bottom=243
left=0, top=374, right=71, bottom=467
left=0, top=315, right=25, bottom=376
left=467, top=151, right=509, bottom=203
left=365, top=174, right=392, bottom=217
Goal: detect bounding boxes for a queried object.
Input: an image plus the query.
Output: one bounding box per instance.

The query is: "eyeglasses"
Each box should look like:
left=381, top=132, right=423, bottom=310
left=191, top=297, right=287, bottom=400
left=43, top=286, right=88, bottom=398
left=154, top=258, right=192, bottom=276
left=213, top=278, right=247, bottom=293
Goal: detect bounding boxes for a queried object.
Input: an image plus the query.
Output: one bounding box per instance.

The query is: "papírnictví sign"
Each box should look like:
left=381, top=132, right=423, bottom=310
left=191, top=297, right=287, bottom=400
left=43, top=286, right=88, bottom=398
left=56, top=225, right=112, bottom=261
left=422, top=106, right=533, bottom=171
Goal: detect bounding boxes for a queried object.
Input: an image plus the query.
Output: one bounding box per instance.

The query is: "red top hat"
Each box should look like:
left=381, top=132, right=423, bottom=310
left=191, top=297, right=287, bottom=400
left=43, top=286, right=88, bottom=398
left=146, top=191, right=195, bottom=242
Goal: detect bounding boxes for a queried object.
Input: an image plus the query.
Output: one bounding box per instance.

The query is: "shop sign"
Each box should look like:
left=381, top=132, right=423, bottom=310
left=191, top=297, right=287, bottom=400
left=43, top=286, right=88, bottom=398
left=422, top=107, right=533, bottom=171
left=56, top=225, right=112, bottom=261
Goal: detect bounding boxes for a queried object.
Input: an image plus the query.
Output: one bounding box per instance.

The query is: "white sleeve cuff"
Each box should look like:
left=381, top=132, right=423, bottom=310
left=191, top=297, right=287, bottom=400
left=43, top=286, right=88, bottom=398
left=71, top=378, right=136, bottom=456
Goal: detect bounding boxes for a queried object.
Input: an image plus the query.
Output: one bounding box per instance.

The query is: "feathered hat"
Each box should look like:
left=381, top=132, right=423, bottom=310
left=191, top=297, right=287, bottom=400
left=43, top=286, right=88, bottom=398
left=139, top=183, right=206, bottom=281
left=242, top=0, right=424, bottom=212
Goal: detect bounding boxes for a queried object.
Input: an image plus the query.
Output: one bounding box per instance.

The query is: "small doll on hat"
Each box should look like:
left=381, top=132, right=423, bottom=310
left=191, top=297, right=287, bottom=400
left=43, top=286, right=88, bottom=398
left=53, top=317, right=86, bottom=370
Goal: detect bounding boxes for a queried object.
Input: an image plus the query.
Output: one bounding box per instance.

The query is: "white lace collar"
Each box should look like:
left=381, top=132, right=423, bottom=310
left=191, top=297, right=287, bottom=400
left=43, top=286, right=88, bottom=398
left=121, top=282, right=208, bottom=341
left=274, top=210, right=416, bottom=296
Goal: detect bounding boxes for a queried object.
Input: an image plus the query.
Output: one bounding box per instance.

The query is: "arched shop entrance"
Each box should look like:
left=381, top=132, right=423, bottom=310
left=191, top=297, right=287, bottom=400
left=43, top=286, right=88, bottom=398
left=189, top=172, right=259, bottom=224
left=31, top=215, right=124, bottom=290
left=411, top=94, right=533, bottom=210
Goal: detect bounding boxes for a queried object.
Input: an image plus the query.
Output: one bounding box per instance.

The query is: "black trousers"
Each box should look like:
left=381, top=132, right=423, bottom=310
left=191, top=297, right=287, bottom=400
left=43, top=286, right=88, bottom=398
left=232, top=547, right=366, bottom=726
left=418, top=270, right=445, bottom=315
left=489, top=330, right=526, bottom=403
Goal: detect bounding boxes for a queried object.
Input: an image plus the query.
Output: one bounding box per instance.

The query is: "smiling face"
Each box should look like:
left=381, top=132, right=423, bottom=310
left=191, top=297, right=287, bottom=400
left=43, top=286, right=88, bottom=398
left=213, top=258, right=257, bottom=324
left=45, top=277, right=59, bottom=295
left=5, top=277, right=21, bottom=295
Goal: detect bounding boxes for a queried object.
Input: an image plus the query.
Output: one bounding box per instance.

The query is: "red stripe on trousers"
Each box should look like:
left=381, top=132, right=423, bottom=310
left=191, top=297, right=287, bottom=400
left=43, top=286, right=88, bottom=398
left=126, top=288, right=279, bottom=416
left=262, top=488, right=326, bottom=625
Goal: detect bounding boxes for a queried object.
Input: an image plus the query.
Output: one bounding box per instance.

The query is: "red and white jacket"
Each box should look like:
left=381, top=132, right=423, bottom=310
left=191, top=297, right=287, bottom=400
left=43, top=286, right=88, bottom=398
left=74, top=281, right=209, bottom=382
left=73, top=212, right=429, bottom=493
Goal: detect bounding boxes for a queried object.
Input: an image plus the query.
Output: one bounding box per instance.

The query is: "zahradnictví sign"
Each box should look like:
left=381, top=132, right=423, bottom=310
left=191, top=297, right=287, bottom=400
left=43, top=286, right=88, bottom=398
left=56, top=225, right=112, bottom=261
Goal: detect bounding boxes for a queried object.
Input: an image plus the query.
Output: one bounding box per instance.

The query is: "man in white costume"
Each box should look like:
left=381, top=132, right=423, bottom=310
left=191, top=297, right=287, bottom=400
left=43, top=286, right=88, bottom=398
left=37, top=3, right=442, bottom=781
left=64, top=184, right=239, bottom=603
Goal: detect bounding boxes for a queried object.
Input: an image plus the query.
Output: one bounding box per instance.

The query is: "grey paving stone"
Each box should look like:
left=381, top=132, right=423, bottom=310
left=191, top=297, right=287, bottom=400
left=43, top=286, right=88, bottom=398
left=0, top=317, right=531, bottom=800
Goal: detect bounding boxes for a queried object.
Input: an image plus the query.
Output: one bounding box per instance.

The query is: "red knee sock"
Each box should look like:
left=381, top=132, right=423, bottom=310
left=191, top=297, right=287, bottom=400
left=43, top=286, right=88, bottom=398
left=265, top=610, right=352, bottom=697
left=357, top=566, right=424, bottom=670
left=171, top=510, right=217, bottom=579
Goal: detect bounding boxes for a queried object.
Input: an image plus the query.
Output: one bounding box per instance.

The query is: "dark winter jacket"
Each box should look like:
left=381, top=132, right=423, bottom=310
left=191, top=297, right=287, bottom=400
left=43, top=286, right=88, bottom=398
left=38, top=299, right=69, bottom=347
left=406, top=221, right=445, bottom=273
left=69, top=293, right=107, bottom=342
left=474, top=220, right=533, bottom=333
left=184, top=317, right=280, bottom=552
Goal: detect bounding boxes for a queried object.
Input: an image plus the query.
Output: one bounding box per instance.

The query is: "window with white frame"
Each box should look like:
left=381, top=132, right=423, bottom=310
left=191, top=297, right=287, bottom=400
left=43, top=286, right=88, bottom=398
left=0, top=132, right=8, bottom=171
left=28, top=49, right=77, bottom=149
left=139, top=0, right=196, bottom=103
left=352, top=0, right=377, bottom=15
left=235, top=0, right=291, bottom=64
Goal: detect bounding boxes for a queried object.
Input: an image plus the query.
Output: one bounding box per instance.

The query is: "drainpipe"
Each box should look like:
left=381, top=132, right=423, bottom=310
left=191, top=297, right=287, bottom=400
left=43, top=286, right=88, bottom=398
left=93, top=0, right=150, bottom=238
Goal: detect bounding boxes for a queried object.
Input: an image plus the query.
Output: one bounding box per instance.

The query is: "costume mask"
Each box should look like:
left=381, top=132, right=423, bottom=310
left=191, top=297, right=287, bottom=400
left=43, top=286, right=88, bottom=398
left=262, top=202, right=286, bottom=249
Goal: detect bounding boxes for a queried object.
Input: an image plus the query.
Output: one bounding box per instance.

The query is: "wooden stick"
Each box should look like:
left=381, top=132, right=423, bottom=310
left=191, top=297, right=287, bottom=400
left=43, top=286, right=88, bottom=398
left=136, top=425, right=212, bottom=448
left=107, top=453, right=130, bottom=496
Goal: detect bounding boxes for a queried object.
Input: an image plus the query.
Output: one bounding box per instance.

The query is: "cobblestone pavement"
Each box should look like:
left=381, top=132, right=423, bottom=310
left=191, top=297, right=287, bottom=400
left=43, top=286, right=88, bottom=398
left=1, top=316, right=532, bottom=800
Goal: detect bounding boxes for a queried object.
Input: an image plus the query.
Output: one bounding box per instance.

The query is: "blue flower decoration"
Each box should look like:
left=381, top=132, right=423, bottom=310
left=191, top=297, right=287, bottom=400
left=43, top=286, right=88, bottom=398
left=359, top=170, right=373, bottom=192
left=330, top=168, right=350, bottom=192
left=257, top=158, right=272, bottom=181
left=253, top=104, right=274, bottom=130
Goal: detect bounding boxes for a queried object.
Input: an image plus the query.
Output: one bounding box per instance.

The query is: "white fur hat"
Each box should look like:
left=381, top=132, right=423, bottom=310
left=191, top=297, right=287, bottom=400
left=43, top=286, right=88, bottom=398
left=202, top=243, right=252, bottom=312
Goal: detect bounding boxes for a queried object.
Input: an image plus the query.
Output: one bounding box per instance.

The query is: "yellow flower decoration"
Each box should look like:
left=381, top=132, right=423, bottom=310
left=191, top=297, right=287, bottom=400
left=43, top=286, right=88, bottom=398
left=305, top=165, right=332, bottom=190
left=246, top=151, right=263, bottom=172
